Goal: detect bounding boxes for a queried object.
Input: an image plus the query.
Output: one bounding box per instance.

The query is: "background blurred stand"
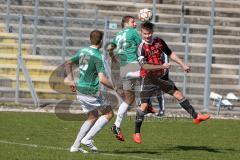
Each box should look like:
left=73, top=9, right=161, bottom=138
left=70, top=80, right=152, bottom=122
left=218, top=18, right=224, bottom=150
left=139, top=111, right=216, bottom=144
left=210, top=91, right=234, bottom=115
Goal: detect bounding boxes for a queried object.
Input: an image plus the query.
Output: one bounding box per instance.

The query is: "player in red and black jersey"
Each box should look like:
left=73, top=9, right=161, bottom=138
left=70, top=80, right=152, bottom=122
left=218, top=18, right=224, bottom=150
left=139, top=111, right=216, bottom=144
left=137, top=37, right=169, bottom=116
left=138, top=36, right=170, bottom=78
left=133, top=21, right=210, bottom=144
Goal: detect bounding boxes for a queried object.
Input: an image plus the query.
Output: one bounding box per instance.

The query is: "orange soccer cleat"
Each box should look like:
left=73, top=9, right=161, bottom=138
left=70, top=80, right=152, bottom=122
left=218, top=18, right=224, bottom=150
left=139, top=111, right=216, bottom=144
left=133, top=133, right=142, bottom=144
left=193, top=113, right=210, bottom=124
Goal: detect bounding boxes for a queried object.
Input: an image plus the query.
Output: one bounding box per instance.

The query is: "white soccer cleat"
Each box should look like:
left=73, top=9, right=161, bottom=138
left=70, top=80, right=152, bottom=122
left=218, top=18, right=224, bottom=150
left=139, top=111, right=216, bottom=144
left=81, top=139, right=98, bottom=152
left=70, top=146, right=88, bottom=153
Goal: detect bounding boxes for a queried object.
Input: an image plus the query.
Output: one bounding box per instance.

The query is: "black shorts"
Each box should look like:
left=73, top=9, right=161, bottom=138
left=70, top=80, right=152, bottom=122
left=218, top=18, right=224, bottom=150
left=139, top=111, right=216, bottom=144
left=140, top=74, right=178, bottom=103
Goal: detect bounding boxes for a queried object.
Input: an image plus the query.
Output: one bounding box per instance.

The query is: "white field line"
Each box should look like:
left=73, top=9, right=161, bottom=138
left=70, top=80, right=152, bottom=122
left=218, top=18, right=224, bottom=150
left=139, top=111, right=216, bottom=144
left=0, top=140, right=165, bottom=160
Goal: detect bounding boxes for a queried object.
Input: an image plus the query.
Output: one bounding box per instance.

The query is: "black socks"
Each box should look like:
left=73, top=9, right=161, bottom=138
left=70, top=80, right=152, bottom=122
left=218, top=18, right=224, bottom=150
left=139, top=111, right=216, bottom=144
left=179, top=98, right=198, bottom=119
left=135, top=109, right=146, bottom=133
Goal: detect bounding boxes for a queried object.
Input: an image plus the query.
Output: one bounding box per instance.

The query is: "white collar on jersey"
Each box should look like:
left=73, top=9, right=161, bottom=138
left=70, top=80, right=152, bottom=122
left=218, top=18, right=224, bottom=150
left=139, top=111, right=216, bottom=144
left=90, top=45, right=99, bottom=49
left=142, top=39, right=153, bottom=45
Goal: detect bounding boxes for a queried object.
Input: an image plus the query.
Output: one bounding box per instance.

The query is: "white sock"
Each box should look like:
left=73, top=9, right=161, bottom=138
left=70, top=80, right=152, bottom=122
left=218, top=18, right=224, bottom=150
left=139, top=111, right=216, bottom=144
left=82, top=116, right=109, bottom=141
left=114, top=102, right=129, bottom=128
left=72, top=120, right=93, bottom=148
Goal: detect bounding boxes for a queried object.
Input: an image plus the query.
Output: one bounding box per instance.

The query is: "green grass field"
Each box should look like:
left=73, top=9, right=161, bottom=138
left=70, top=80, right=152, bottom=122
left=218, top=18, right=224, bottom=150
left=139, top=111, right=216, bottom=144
left=0, top=112, right=240, bottom=160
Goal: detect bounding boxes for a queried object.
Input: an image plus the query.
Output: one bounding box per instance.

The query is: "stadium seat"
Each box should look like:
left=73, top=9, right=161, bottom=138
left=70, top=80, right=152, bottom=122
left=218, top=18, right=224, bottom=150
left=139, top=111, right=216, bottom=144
left=210, top=91, right=223, bottom=106
left=210, top=91, right=234, bottom=110
left=226, top=92, right=239, bottom=101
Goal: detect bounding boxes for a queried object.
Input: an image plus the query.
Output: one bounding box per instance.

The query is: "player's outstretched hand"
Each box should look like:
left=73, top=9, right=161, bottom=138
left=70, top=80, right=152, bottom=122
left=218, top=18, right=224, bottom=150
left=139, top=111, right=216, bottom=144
left=163, top=63, right=171, bottom=69
left=70, top=84, right=76, bottom=92
left=64, top=77, right=76, bottom=92
left=182, top=64, right=190, bottom=73
left=106, top=42, right=118, bottom=63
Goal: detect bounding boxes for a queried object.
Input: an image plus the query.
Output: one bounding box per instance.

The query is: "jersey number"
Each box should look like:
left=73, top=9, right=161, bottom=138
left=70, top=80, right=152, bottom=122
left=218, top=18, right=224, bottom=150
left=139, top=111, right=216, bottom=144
left=116, top=32, right=127, bottom=52
left=79, top=55, right=90, bottom=75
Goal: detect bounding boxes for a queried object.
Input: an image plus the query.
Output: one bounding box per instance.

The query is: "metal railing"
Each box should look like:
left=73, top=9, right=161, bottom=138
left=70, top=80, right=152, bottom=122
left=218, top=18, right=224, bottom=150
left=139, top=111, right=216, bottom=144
left=180, top=0, right=185, bottom=42
left=183, top=23, right=190, bottom=95
left=203, top=25, right=214, bottom=111
left=15, top=15, right=39, bottom=107
left=0, top=13, right=102, bottom=57
left=203, top=0, right=215, bottom=110
left=32, top=0, right=39, bottom=55
left=3, top=0, right=101, bottom=58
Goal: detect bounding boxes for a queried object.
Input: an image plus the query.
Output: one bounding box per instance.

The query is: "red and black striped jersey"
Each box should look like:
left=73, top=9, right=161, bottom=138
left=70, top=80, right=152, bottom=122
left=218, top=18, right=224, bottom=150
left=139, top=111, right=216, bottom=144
left=137, top=37, right=172, bottom=78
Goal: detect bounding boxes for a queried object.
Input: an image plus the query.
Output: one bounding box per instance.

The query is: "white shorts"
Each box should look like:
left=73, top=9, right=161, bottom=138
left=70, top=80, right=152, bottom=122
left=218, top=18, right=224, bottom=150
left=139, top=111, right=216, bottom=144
left=120, top=62, right=140, bottom=90
left=76, top=92, right=110, bottom=113
left=120, top=62, right=140, bottom=79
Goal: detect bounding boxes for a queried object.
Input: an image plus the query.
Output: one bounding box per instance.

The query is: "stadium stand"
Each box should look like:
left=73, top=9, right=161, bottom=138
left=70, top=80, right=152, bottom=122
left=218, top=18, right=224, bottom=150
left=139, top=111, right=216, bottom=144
left=0, top=0, right=239, bottom=109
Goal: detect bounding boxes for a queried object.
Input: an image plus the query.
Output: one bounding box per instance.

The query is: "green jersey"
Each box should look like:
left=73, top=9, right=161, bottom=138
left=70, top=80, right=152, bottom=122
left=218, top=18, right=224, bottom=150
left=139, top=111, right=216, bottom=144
left=70, top=46, right=105, bottom=95
left=113, top=27, right=141, bottom=66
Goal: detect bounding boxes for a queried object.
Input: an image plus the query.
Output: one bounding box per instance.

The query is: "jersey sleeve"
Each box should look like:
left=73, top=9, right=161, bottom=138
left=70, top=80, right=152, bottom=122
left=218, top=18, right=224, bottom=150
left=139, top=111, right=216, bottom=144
left=69, top=50, right=81, bottom=64
left=161, top=39, right=172, bottom=56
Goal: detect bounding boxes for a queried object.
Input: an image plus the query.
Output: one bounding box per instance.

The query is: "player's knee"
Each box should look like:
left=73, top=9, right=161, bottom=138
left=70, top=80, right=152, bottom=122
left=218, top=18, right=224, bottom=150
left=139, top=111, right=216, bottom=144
left=140, top=103, right=148, bottom=112
left=125, top=96, right=135, bottom=105
left=124, top=91, right=135, bottom=105
left=173, top=90, right=184, bottom=100
left=88, top=110, right=99, bottom=121
left=105, top=112, right=114, bottom=120
left=103, top=108, right=114, bottom=120
left=108, top=110, right=114, bottom=119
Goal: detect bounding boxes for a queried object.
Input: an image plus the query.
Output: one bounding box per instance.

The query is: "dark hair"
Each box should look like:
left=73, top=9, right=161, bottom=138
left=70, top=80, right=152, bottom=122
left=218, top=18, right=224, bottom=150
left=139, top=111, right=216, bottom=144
left=141, top=21, right=154, bottom=32
left=90, top=30, right=104, bottom=45
left=121, top=15, right=135, bottom=28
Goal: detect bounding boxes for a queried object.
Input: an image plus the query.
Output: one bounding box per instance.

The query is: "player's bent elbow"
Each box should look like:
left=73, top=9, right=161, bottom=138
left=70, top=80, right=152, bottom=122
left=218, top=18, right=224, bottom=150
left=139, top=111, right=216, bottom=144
left=64, top=60, right=73, bottom=68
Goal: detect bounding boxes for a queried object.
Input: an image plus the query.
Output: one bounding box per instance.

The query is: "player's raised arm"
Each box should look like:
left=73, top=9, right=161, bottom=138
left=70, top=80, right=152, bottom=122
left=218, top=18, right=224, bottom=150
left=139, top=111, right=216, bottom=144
left=65, top=60, right=74, bottom=81
left=170, top=52, right=190, bottom=73
left=140, top=60, right=171, bottom=71
left=105, top=42, right=118, bottom=63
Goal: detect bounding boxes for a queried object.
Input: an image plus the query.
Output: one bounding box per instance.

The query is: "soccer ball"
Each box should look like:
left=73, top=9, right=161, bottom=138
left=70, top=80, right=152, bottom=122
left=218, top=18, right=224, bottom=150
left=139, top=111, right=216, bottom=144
left=138, top=8, right=153, bottom=22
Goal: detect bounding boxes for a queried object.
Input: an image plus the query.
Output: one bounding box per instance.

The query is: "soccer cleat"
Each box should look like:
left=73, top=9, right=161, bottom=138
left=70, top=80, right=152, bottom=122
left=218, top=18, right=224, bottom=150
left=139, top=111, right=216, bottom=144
left=111, top=125, right=124, bottom=141
left=193, top=113, right=210, bottom=124
left=81, top=139, right=98, bottom=152
left=70, top=146, right=88, bottom=153
left=147, top=104, right=157, bottom=113
left=133, top=133, right=141, bottom=144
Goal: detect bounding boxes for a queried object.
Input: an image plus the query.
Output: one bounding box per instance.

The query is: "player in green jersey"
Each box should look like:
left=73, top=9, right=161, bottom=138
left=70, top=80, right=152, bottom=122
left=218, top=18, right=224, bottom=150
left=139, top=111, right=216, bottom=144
left=109, top=15, right=143, bottom=141
left=65, top=30, right=120, bottom=153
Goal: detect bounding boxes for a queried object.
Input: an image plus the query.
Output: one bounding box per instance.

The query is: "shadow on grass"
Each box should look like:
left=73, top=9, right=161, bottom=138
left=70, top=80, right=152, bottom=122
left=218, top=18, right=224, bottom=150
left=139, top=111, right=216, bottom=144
left=101, top=145, right=237, bottom=156
left=168, top=145, right=236, bottom=153
left=102, top=149, right=160, bottom=155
